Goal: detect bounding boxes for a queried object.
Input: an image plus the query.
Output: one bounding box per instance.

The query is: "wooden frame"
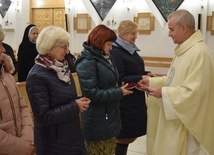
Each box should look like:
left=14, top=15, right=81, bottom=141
left=134, top=13, right=155, bottom=34
left=74, top=14, right=91, bottom=33
left=207, top=11, right=214, bottom=35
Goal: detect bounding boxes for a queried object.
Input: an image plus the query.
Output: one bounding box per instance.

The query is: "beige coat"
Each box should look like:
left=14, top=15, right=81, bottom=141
left=0, top=54, right=34, bottom=155
left=147, top=30, right=214, bottom=155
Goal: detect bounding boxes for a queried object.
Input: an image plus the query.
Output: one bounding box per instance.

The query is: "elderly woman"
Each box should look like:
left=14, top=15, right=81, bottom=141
left=26, top=26, right=90, bottom=155
left=0, top=27, right=34, bottom=154
left=110, top=20, right=155, bottom=155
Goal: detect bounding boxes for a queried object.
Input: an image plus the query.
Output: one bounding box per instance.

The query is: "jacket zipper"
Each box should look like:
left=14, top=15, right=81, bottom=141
left=0, top=79, right=19, bottom=136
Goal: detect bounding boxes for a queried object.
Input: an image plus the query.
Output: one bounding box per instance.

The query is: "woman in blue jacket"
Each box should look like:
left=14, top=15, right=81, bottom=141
left=26, top=26, right=90, bottom=155
left=75, top=24, right=132, bottom=155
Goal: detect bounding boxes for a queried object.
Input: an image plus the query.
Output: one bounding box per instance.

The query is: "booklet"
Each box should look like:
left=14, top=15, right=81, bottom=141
left=126, top=83, right=138, bottom=89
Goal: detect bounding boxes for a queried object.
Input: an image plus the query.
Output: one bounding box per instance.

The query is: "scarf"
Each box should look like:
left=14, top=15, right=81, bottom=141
left=35, top=55, right=70, bottom=83
left=113, top=37, right=140, bottom=54
left=102, top=51, right=114, bottom=68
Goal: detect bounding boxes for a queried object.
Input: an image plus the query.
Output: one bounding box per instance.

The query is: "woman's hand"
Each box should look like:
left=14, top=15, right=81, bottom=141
left=25, top=141, right=34, bottom=155
left=121, top=83, right=133, bottom=96
left=76, top=97, right=91, bottom=112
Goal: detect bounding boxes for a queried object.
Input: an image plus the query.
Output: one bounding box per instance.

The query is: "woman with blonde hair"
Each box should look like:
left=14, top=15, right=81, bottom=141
left=26, top=26, right=90, bottom=155
left=110, top=20, right=155, bottom=155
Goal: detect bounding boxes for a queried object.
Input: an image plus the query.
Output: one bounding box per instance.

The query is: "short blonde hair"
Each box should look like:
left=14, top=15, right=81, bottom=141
left=117, top=20, right=138, bottom=36
left=36, top=26, right=70, bottom=55
left=0, top=27, right=5, bottom=41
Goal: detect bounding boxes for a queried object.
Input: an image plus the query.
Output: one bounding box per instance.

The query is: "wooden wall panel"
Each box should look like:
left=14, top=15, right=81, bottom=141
left=31, top=0, right=65, bottom=31
left=53, top=9, right=66, bottom=29
left=32, top=8, right=53, bottom=31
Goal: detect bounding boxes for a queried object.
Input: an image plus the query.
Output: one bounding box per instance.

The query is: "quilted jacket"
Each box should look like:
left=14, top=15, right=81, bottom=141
left=0, top=54, right=34, bottom=155
left=75, top=42, right=123, bottom=141
left=26, top=63, right=86, bottom=155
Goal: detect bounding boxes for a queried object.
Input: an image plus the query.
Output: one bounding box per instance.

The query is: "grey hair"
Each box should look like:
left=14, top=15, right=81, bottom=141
left=168, top=9, right=195, bottom=29
left=36, top=26, right=70, bottom=55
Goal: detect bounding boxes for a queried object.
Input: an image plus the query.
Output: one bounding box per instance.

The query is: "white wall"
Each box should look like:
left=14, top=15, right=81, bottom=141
left=66, top=0, right=214, bottom=57
left=1, top=0, right=214, bottom=58
left=0, top=0, right=30, bottom=52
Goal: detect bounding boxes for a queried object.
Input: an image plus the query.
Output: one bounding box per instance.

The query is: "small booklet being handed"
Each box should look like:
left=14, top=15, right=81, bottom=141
left=126, top=83, right=138, bottom=89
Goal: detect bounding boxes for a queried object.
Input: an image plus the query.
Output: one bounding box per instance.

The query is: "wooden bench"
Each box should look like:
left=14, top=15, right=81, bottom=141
left=73, top=52, right=172, bottom=76
left=141, top=56, right=173, bottom=76
left=72, top=72, right=82, bottom=97
left=16, top=73, right=82, bottom=119
left=74, top=52, right=80, bottom=57
left=16, top=81, right=33, bottom=118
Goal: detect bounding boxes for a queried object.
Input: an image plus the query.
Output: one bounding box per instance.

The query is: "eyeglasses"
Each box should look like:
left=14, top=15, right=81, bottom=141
left=54, top=44, right=69, bottom=50
left=129, top=32, right=138, bottom=36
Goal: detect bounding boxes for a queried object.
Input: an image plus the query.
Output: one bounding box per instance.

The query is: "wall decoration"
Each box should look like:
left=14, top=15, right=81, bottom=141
left=207, top=11, right=214, bottom=35
left=134, top=13, right=155, bottom=35
left=152, top=0, right=184, bottom=22
left=90, top=0, right=116, bottom=21
left=0, top=0, right=11, bottom=18
left=74, top=14, right=91, bottom=33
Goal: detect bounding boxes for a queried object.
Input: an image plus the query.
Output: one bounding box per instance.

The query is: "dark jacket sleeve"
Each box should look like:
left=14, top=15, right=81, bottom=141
left=3, top=43, right=19, bottom=75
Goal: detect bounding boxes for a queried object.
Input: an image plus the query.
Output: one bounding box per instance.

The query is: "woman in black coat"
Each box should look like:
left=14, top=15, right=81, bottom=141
left=110, top=20, right=155, bottom=155
left=18, top=24, right=39, bottom=82
left=26, top=26, right=90, bottom=155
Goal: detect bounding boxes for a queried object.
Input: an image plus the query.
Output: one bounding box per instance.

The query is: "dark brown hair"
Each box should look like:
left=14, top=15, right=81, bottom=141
left=86, top=24, right=117, bottom=51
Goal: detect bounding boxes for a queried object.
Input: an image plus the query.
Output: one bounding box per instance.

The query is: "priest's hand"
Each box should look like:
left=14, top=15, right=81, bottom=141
left=137, top=76, right=150, bottom=91
left=147, top=72, right=156, bottom=77
left=148, top=87, right=162, bottom=98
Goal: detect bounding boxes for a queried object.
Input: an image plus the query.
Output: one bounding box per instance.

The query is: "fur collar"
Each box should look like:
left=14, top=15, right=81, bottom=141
left=0, top=53, right=15, bottom=74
